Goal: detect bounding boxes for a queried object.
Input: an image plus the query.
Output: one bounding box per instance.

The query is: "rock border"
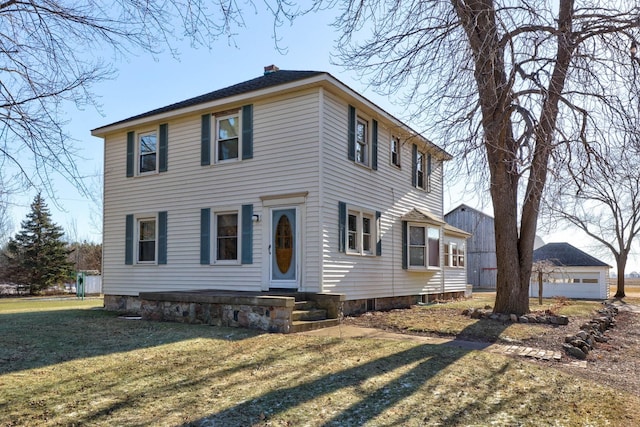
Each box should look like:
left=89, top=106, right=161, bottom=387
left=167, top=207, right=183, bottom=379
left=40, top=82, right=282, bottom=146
left=461, top=307, right=569, bottom=325
left=562, top=303, right=618, bottom=360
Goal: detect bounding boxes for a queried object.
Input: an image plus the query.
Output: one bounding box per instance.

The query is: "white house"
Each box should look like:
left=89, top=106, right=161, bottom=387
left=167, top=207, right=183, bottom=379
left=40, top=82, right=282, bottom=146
left=91, top=66, right=470, bottom=324
left=530, top=242, right=610, bottom=300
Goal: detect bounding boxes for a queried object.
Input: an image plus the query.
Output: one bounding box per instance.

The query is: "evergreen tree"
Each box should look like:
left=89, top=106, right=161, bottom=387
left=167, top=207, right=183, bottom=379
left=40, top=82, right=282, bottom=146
left=2, top=194, right=74, bottom=294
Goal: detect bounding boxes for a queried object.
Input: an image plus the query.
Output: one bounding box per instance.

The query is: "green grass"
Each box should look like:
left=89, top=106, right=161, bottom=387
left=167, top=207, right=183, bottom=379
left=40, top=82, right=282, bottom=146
left=0, top=296, right=103, bottom=313
left=0, top=298, right=638, bottom=426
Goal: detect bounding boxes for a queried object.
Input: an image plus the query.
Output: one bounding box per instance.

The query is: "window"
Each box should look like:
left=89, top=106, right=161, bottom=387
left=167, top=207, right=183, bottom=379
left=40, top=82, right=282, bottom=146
left=348, top=105, right=378, bottom=170
left=216, top=113, right=239, bottom=162
left=343, top=206, right=378, bottom=256
left=216, top=212, right=238, bottom=262
left=348, top=213, right=358, bottom=251
left=416, top=151, right=425, bottom=189
left=137, top=218, right=156, bottom=263
left=391, top=136, right=401, bottom=167
left=458, top=243, right=465, bottom=267
left=412, top=145, right=432, bottom=192
left=126, top=125, right=167, bottom=177
left=408, top=224, right=440, bottom=268
left=138, top=131, right=157, bottom=174
left=356, top=117, right=368, bottom=166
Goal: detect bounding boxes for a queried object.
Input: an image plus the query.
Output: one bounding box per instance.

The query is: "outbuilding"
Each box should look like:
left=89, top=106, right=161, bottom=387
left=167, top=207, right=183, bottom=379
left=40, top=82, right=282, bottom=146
left=530, top=242, right=610, bottom=300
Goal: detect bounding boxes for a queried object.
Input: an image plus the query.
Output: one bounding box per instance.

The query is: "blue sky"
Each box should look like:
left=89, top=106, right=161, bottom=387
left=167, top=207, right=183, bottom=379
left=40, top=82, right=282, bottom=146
left=6, top=6, right=636, bottom=271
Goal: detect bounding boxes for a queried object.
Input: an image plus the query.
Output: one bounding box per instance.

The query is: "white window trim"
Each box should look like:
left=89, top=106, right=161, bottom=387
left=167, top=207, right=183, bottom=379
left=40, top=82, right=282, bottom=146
left=346, top=205, right=377, bottom=257
left=212, top=207, right=242, bottom=265
left=390, top=135, right=401, bottom=168
left=136, top=214, right=157, bottom=264
left=407, top=222, right=441, bottom=270
left=137, top=129, right=158, bottom=176
left=214, top=111, right=241, bottom=164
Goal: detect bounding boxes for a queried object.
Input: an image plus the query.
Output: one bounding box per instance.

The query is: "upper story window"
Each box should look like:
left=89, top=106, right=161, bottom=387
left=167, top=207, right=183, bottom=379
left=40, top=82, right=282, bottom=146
left=126, top=124, right=167, bottom=178
left=408, top=224, right=440, bottom=269
left=216, top=113, right=240, bottom=162
left=416, top=151, right=425, bottom=189
left=348, top=105, right=378, bottom=170
left=138, top=131, right=157, bottom=174
left=201, top=105, right=253, bottom=167
left=137, top=218, right=156, bottom=263
left=390, top=136, right=401, bottom=168
left=412, top=144, right=432, bottom=192
left=355, top=117, right=369, bottom=166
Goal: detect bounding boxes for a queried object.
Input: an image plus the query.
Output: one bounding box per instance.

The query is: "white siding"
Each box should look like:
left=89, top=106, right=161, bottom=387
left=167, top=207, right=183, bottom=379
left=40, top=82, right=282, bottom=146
left=101, top=81, right=466, bottom=301
left=319, top=90, right=455, bottom=300
left=102, top=90, right=322, bottom=296
left=528, top=267, right=609, bottom=300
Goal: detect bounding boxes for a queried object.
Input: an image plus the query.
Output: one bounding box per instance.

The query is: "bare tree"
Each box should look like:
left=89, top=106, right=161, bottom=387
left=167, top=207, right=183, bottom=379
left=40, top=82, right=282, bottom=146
left=0, top=0, right=308, bottom=197
left=545, top=83, right=640, bottom=298
left=321, top=0, right=639, bottom=314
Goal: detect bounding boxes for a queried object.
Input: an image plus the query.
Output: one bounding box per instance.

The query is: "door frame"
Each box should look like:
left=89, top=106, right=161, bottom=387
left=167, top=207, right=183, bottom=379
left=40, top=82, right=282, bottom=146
left=269, top=206, right=300, bottom=289
left=260, top=192, right=307, bottom=291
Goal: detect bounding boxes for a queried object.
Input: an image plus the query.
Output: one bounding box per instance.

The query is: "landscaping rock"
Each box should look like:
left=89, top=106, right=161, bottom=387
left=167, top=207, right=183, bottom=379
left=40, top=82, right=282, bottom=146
left=563, top=343, right=587, bottom=360
left=562, top=302, right=619, bottom=360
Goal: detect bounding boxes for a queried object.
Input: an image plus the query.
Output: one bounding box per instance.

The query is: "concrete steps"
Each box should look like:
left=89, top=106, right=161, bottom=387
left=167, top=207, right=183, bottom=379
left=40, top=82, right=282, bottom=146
left=291, top=298, right=340, bottom=332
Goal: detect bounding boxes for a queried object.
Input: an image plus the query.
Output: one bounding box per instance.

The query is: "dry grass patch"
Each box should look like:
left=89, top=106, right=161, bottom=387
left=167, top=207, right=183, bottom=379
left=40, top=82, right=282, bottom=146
left=1, top=300, right=638, bottom=426
left=348, top=294, right=602, bottom=344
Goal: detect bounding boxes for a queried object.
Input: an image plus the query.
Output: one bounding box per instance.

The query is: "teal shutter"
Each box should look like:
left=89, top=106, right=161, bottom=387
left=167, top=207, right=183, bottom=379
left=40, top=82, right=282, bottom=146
left=347, top=105, right=356, bottom=161
left=201, top=114, right=211, bottom=166
left=125, top=214, right=134, bottom=265
left=411, top=144, right=418, bottom=187
left=158, top=211, right=167, bottom=264
left=401, top=221, right=408, bottom=269
left=241, top=204, right=253, bottom=264
left=242, top=104, right=253, bottom=160
left=427, top=153, right=432, bottom=176
left=126, top=131, right=135, bottom=177
left=159, top=124, right=168, bottom=172
left=338, top=201, right=346, bottom=253
left=376, top=210, right=382, bottom=256
left=372, top=119, right=378, bottom=170
left=200, top=208, right=210, bottom=264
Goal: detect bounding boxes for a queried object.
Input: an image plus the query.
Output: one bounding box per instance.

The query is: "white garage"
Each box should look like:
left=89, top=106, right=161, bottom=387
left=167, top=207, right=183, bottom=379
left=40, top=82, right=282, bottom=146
left=529, top=242, right=610, bottom=300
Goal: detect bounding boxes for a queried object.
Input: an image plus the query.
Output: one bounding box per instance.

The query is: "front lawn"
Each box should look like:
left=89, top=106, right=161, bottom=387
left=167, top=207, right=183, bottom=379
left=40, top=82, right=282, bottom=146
left=0, top=298, right=637, bottom=426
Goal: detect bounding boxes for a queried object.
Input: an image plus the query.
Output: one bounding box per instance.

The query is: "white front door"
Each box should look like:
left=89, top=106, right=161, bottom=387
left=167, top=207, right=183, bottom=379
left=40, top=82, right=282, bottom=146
left=270, top=208, right=298, bottom=288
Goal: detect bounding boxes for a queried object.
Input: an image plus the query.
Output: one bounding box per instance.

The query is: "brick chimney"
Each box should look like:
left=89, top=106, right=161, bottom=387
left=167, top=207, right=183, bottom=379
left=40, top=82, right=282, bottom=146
left=264, top=64, right=280, bottom=75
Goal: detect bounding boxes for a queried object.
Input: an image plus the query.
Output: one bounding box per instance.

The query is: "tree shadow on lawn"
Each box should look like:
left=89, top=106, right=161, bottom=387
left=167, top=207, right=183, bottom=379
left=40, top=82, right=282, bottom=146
left=188, top=321, right=512, bottom=426
left=0, top=308, right=260, bottom=375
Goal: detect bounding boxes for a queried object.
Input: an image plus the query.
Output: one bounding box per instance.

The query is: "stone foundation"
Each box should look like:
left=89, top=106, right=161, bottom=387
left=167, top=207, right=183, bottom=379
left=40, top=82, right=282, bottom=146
left=341, top=292, right=468, bottom=316
left=141, top=299, right=294, bottom=333
left=104, top=291, right=465, bottom=330
left=104, top=294, right=141, bottom=314
left=103, top=292, right=345, bottom=334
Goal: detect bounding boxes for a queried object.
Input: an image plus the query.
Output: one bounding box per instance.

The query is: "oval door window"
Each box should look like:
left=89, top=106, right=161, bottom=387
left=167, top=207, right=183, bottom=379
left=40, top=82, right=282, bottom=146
left=275, top=215, right=293, bottom=274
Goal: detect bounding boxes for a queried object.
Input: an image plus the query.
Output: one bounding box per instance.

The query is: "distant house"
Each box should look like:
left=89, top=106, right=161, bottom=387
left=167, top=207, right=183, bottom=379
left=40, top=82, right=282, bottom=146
left=445, top=204, right=544, bottom=289
left=530, top=242, right=610, bottom=300
left=91, top=66, right=470, bottom=322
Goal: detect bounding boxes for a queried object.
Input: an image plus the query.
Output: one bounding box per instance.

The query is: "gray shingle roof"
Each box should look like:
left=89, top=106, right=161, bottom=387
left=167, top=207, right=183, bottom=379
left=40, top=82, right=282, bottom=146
left=95, top=70, right=325, bottom=130
left=532, top=242, right=610, bottom=267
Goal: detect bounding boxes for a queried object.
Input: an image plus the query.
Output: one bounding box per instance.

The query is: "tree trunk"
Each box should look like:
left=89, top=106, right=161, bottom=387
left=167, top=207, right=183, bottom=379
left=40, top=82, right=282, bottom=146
left=538, top=271, right=543, bottom=305
left=454, top=0, right=575, bottom=315
left=614, top=255, right=626, bottom=298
